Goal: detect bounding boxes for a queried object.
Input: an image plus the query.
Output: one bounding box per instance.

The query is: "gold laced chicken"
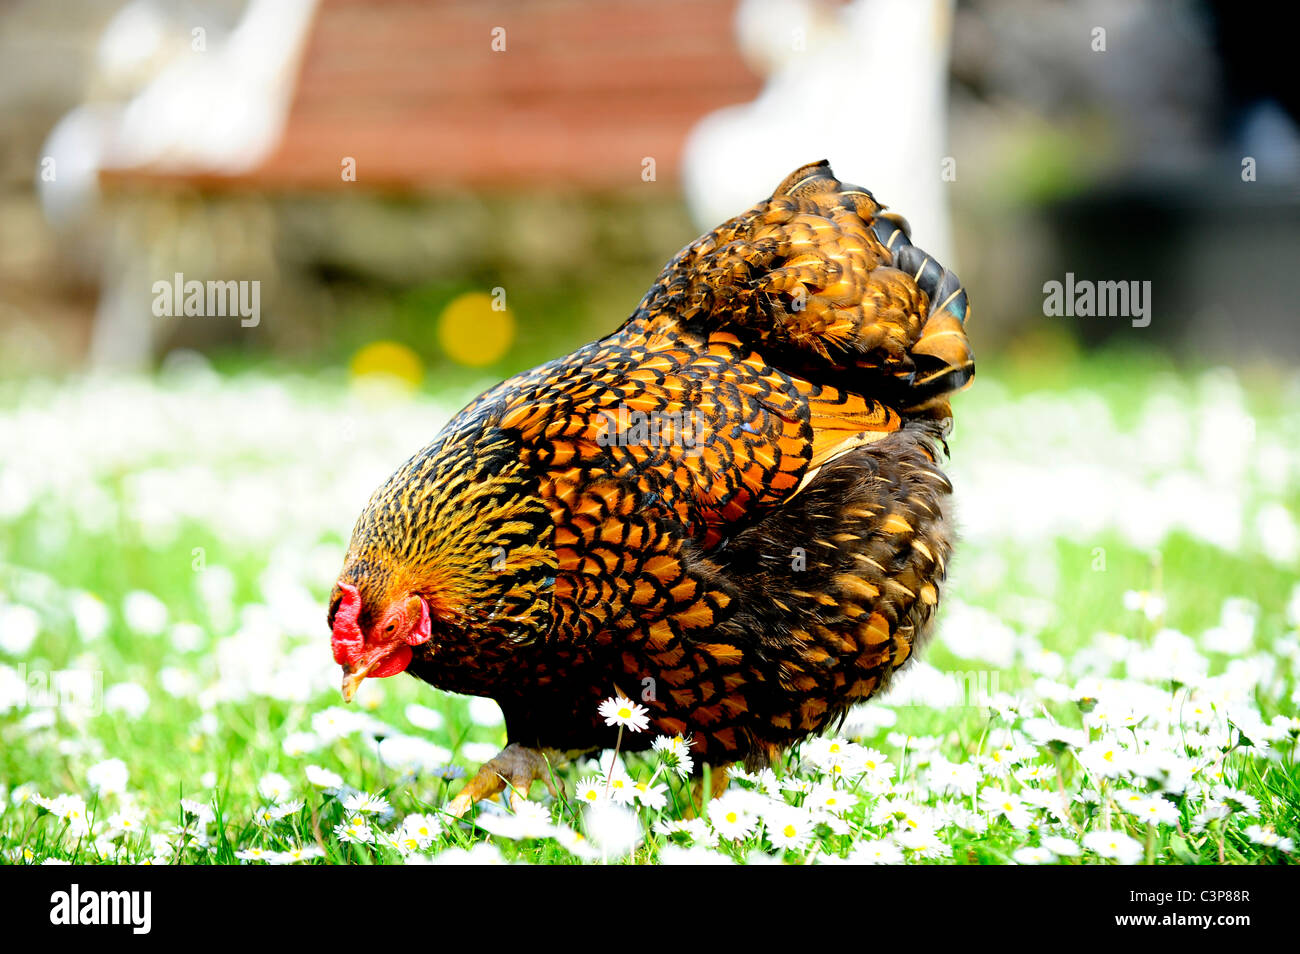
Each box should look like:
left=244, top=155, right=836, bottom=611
left=328, top=161, right=974, bottom=815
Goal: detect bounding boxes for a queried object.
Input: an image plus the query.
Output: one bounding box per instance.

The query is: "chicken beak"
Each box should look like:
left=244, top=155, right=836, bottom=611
left=341, top=660, right=377, bottom=703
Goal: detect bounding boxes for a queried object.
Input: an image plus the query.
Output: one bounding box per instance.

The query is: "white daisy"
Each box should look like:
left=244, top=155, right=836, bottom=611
left=848, top=838, right=904, bottom=865
left=573, top=775, right=605, bottom=804
left=651, top=735, right=695, bottom=778
left=342, top=792, right=390, bottom=816
left=709, top=792, right=757, bottom=840
left=1041, top=835, right=1081, bottom=857
left=334, top=818, right=373, bottom=844
left=1013, top=845, right=1055, bottom=865
left=896, top=826, right=951, bottom=860
left=805, top=784, right=857, bottom=816
left=305, top=765, right=343, bottom=789
left=1082, top=829, right=1143, bottom=864
left=597, top=695, right=650, bottom=732
left=764, top=808, right=812, bottom=851
left=632, top=780, right=668, bottom=811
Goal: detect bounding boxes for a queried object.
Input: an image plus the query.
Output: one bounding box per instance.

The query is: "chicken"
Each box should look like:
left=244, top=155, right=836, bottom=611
left=329, top=160, right=973, bottom=816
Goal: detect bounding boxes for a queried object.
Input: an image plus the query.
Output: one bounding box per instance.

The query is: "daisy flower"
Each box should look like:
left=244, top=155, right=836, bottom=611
left=342, top=792, right=391, bottom=816
left=1077, top=740, right=1133, bottom=778
left=598, top=695, right=650, bottom=732
left=86, top=758, right=129, bottom=796
left=1123, top=589, right=1166, bottom=621
left=475, top=801, right=555, bottom=841
left=404, top=703, right=444, bottom=731
left=1014, top=763, right=1057, bottom=785
left=257, top=773, right=293, bottom=802
left=106, top=806, right=145, bottom=837
left=765, top=808, right=813, bottom=852
left=1243, top=825, right=1295, bottom=852
left=305, top=765, right=343, bottom=789
left=604, top=772, right=637, bottom=805
left=936, top=803, right=989, bottom=835
left=659, top=844, right=735, bottom=865
left=1082, top=830, right=1143, bottom=864
left=805, top=785, right=857, bottom=816
left=1041, top=835, right=1081, bottom=857
left=399, top=813, right=442, bottom=848
left=1212, top=786, right=1261, bottom=815
left=730, top=765, right=781, bottom=795
left=654, top=817, right=717, bottom=846
left=235, top=847, right=274, bottom=863
left=870, top=798, right=932, bottom=832
left=1013, top=846, right=1055, bottom=865
left=633, top=780, right=668, bottom=811
left=334, top=818, right=373, bottom=844
left=896, top=826, right=951, bottom=860
left=280, top=845, right=325, bottom=863
left=1021, top=717, right=1087, bottom=750
left=261, top=800, right=304, bottom=823
left=802, top=737, right=857, bottom=772
left=507, top=800, right=556, bottom=837
left=709, top=793, right=757, bottom=840
left=573, top=776, right=605, bottom=805
left=1117, top=793, right=1179, bottom=826
left=979, top=787, right=1035, bottom=830
left=928, top=758, right=980, bottom=796
left=848, top=839, right=904, bottom=865
left=311, top=706, right=366, bottom=741
left=426, top=843, right=508, bottom=865
left=651, top=735, right=695, bottom=778
left=35, top=794, right=91, bottom=836
left=1019, top=787, right=1072, bottom=824
left=978, top=747, right=1020, bottom=776
left=584, top=801, right=642, bottom=858
left=281, top=732, right=322, bottom=757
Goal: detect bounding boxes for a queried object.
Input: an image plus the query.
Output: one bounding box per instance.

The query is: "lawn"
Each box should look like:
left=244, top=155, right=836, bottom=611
left=0, top=350, right=1297, bottom=864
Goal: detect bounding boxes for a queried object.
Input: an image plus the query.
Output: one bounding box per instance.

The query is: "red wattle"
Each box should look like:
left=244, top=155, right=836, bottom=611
left=370, top=644, right=412, bottom=678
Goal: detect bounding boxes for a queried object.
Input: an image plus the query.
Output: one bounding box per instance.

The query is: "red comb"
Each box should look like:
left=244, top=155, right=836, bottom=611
left=331, top=582, right=364, bottom=665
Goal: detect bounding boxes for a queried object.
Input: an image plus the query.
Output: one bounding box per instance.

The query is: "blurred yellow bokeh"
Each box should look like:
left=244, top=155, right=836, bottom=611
left=437, top=291, right=515, bottom=367
left=349, top=340, right=425, bottom=393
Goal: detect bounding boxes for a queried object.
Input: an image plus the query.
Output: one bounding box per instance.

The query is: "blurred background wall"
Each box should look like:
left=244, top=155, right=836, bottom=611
left=1, top=0, right=1297, bottom=383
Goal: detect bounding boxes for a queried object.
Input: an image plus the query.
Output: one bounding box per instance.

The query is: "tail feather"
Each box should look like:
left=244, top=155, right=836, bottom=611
left=639, top=160, right=974, bottom=415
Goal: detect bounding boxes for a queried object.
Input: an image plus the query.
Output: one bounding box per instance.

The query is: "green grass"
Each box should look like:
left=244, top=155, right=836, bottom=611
left=0, top=351, right=1297, bottom=864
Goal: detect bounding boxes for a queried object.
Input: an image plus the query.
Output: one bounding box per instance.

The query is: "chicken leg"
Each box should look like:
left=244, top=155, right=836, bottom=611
left=446, top=743, right=560, bottom=818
